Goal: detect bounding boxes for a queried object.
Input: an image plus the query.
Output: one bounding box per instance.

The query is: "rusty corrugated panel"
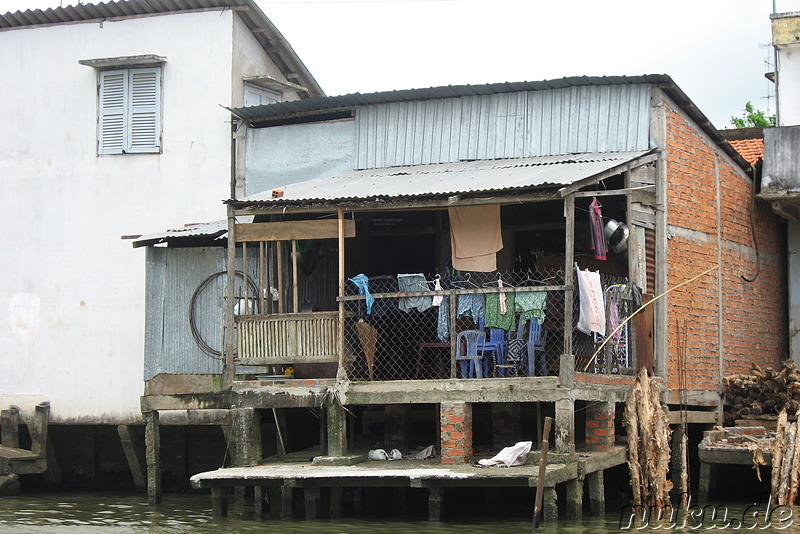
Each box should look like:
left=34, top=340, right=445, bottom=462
left=645, top=227, right=656, bottom=295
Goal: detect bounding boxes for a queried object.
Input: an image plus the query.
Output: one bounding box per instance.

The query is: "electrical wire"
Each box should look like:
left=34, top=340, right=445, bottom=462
left=189, top=270, right=259, bottom=360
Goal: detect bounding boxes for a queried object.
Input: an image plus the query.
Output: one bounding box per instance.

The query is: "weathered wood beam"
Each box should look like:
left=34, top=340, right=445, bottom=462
left=118, top=425, right=146, bottom=492
left=235, top=219, right=356, bottom=242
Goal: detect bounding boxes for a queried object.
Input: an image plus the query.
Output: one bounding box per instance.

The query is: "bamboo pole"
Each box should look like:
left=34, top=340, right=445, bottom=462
left=338, top=208, right=346, bottom=375
left=583, top=265, right=719, bottom=372
left=277, top=241, right=285, bottom=313
left=292, top=239, right=299, bottom=313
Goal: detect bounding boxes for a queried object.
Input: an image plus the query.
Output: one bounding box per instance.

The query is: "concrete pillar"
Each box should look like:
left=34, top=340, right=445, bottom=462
left=1, top=405, right=19, bottom=448
left=565, top=477, right=584, bottom=519
left=230, top=408, right=262, bottom=467
left=491, top=403, right=521, bottom=448
left=698, top=461, right=711, bottom=506
left=211, top=487, right=229, bottom=517
left=327, top=399, right=347, bottom=457
left=254, top=486, right=264, bottom=518
left=144, top=410, right=161, bottom=505
left=281, top=485, right=294, bottom=519
left=555, top=399, right=575, bottom=453
left=30, top=402, right=50, bottom=458
left=330, top=486, right=343, bottom=518
left=587, top=470, right=605, bottom=516
left=428, top=486, right=443, bottom=521
left=585, top=401, right=615, bottom=452
left=384, top=405, right=406, bottom=448
left=304, top=486, right=321, bottom=519
left=440, top=401, right=473, bottom=465
left=543, top=486, right=558, bottom=522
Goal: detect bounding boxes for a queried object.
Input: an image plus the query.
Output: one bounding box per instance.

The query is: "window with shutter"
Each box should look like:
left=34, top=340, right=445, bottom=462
left=98, top=67, right=161, bottom=155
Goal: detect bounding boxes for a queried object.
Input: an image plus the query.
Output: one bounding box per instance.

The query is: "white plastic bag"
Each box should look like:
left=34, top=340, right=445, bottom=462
left=477, top=441, right=532, bottom=467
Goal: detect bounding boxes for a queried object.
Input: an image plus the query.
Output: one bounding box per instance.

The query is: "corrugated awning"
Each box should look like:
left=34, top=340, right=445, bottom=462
left=234, top=151, right=654, bottom=208
left=131, top=217, right=253, bottom=248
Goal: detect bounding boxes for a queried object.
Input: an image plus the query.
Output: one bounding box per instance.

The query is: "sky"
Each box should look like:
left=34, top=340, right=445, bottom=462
left=1, top=0, right=798, bottom=128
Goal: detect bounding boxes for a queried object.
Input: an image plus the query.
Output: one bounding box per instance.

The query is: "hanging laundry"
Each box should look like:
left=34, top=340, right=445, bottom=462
left=498, top=279, right=507, bottom=314
left=432, top=277, right=444, bottom=307
left=397, top=273, right=433, bottom=312
left=589, top=198, right=607, bottom=261
left=576, top=268, right=605, bottom=335
left=457, top=293, right=485, bottom=324
left=348, top=273, right=374, bottom=315
left=515, top=291, right=548, bottom=321
left=448, top=205, right=503, bottom=272
left=485, top=291, right=516, bottom=331
left=437, top=299, right=450, bottom=343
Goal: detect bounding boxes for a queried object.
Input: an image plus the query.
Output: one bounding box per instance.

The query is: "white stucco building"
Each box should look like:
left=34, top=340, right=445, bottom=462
left=0, top=0, right=322, bottom=423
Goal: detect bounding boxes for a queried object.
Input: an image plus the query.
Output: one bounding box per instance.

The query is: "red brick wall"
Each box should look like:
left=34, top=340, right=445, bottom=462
left=440, top=401, right=473, bottom=465
left=585, top=402, right=615, bottom=452
left=663, top=101, right=786, bottom=394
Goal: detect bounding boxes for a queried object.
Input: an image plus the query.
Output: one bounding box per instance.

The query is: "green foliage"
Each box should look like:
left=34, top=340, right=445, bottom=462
left=729, top=101, right=776, bottom=128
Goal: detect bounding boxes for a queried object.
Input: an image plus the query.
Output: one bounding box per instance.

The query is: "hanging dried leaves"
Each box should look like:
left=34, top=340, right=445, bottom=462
left=625, top=367, right=673, bottom=511
left=772, top=408, right=800, bottom=505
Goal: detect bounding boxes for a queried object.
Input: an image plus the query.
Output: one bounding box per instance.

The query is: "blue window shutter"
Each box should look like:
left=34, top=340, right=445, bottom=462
left=98, top=70, right=128, bottom=154
left=127, top=67, right=161, bottom=153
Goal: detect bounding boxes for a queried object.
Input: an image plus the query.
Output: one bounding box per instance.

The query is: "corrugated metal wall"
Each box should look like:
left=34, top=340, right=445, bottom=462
left=354, top=84, right=651, bottom=170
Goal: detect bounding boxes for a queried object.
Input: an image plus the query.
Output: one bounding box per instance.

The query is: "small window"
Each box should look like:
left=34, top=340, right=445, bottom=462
left=98, top=67, right=162, bottom=155
left=244, top=84, right=280, bottom=107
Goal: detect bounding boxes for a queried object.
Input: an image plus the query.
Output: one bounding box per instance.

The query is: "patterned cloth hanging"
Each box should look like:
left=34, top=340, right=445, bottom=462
left=589, top=198, right=607, bottom=261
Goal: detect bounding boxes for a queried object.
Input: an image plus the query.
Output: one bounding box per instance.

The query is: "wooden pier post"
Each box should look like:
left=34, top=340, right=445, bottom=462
left=565, top=477, right=584, bottom=519
left=587, top=470, right=606, bottom=515
left=1, top=406, right=19, bottom=448
left=144, top=410, right=161, bottom=505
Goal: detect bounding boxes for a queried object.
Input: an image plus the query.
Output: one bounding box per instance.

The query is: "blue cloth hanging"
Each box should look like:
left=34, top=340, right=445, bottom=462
left=348, top=273, right=374, bottom=314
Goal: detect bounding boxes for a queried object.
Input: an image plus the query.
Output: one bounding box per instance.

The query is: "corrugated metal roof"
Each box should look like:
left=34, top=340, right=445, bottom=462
left=132, top=217, right=252, bottom=248
left=239, top=151, right=652, bottom=206
left=231, top=75, right=670, bottom=121
left=0, top=0, right=324, bottom=97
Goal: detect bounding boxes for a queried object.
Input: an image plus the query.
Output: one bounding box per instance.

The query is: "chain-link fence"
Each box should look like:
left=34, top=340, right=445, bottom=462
left=342, top=269, right=639, bottom=381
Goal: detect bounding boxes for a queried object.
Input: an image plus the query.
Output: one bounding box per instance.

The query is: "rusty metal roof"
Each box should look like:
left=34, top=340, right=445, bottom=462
left=132, top=217, right=251, bottom=248
left=235, top=151, right=653, bottom=208
left=0, top=0, right=324, bottom=98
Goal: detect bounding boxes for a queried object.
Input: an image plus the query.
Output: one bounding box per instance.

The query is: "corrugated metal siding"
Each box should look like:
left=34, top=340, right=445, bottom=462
left=354, top=85, right=650, bottom=170
left=144, top=247, right=226, bottom=380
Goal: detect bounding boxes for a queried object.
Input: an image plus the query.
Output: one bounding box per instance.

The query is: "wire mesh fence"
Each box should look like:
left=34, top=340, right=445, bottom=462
left=342, top=268, right=639, bottom=381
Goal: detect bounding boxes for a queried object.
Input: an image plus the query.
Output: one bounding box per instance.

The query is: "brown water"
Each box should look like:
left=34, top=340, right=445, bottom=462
left=1, top=492, right=799, bottom=533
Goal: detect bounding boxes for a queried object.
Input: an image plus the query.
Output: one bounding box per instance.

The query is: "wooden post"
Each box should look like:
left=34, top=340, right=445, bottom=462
left=281, top=484, right=294, bottom=519
left=1, top=406, right=19, bottom=448
left=561, top=194, right=576, bottom=388
left=254, top=486, right=264, bottom=518
left=330, top=486, right=343, bottom=518
left=338, top=208, right=346, bottom=376
left=259, top=241, right=266, bottom=314
left=117, top=425, right=146, bottom=492
left=43, top=436, right=62, bottom=490
left=277, top=240, right=285, bottom=313
left=292, top=239, right=299, bottom=313
left=449, top=291, right=457, bottom=378
left=243, top=241, right=248, bottom=311
left=532, top=416, right=552, bottom=530
left=144, top=410, right=161, bottom=505
left=30, top=402, right=49, bottom=459
left=224, top=205, right=237, bottom=388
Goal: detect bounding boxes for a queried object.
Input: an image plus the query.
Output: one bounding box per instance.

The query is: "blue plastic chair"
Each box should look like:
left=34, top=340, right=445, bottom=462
left=477, top=317, right=507, bottom=377
left=456, top=330, right=486, bottom=378
left=526, top=318, right=548, bottom=376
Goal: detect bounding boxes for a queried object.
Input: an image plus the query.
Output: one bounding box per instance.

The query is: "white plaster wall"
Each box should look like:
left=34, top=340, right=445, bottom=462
left=778, top=46, right=800, bottom=126
left=0, top=11, right=236, bottom=422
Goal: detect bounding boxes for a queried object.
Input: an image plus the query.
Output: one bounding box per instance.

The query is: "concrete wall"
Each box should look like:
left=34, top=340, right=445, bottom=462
left=663, top=96, right=786, bottom=394
left=773, top=14, right=800, bottom=126
left=0, top=10, right=287, bottom=422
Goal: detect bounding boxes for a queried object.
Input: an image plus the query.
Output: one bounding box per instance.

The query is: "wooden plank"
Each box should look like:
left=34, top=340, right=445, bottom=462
left=235, top=220, right=356, bottom=242
left=118, top=425, right=147, bottom=492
